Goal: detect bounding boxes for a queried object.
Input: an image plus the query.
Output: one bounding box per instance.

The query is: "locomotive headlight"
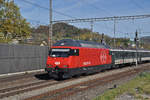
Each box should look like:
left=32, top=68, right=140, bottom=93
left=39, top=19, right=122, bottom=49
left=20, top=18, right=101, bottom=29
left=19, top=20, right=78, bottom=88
left=63, top=65, right=68, bottom=68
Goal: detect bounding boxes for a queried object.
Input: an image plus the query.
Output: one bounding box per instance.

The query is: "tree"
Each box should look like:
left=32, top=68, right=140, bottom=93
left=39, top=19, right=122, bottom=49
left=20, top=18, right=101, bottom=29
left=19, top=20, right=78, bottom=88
left=0, top=1, right=31, bottom=39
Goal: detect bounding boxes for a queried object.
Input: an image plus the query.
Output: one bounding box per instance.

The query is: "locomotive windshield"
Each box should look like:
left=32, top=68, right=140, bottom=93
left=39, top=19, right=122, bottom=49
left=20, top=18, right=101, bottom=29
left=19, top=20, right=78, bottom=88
left=49, top=48, right=70, bottom=57
left=49, top=48, right=79, bottom=57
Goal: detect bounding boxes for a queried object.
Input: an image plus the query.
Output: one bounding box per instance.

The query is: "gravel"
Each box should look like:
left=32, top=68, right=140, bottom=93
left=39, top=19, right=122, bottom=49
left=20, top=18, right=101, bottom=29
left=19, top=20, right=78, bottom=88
left=1, top=64, right=149, bottom=100
left=62, top=74, right=138, bottom=100
left=1, top=67, right=134, bottom=100
left=115, top=93, right=136, bottom=100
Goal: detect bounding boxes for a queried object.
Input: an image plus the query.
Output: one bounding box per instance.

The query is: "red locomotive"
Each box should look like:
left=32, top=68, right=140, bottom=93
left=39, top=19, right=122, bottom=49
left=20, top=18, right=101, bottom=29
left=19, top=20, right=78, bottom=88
left=46, top=39, right=112, bottom=79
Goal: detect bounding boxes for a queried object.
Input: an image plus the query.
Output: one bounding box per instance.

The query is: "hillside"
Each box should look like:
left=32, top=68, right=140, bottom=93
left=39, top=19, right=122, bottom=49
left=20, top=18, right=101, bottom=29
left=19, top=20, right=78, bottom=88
left=140, top=36, right=150, bottom=49
left=29, top=22, right=131, bottom=48
left=31, top=23, right=111, bottom=44
left=141, top=36, right=150, bottom=43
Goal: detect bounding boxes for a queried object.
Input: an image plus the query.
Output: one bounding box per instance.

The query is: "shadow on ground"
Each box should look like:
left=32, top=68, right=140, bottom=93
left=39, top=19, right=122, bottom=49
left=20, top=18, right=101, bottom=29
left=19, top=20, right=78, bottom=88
left=34, top=73, right=52, bottom=80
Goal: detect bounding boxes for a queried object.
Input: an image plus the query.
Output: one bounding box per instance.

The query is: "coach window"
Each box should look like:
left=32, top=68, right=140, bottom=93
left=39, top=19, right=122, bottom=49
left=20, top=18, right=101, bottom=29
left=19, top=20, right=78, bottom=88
left=118, top=52, right=120, bottom=59
left=109, top=51, right=112, bottom=55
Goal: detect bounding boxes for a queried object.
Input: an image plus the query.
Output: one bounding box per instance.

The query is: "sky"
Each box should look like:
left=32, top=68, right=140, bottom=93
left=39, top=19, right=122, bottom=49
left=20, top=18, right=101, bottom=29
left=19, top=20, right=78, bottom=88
left=14, top=0, right=150, bottom=39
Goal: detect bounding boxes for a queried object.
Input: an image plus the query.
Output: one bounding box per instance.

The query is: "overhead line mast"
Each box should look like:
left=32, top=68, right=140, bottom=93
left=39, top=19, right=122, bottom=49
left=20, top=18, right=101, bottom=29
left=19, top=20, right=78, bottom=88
left=113, top=18, right=116, bottom=48
left=49, top=0, right=53, bottom=48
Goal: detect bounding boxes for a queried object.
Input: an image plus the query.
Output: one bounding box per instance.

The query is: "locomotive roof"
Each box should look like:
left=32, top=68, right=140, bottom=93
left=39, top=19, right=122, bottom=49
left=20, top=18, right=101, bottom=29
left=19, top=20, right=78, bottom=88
left=53, top=39, right=110, bottom=48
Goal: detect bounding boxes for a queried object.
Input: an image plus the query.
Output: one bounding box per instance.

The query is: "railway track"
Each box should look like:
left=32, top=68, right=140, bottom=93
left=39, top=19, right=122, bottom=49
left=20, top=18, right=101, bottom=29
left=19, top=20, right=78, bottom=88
left=0, top=63, right=150, bottom=100
left=25, top=64, right=150, bottom=100
left=0, top=71, right=45, bottom=83
left=0, top=74, right=80, bottom=99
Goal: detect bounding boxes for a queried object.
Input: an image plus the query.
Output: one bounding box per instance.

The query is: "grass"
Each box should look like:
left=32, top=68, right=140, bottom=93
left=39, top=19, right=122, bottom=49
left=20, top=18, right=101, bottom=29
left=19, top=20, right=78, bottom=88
left=94, top=72, right=150, bottom=100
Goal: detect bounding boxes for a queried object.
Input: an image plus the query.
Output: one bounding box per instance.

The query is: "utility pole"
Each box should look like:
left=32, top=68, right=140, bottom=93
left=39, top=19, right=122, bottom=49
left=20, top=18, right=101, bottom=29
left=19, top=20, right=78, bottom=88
left=135, top=30, right=138, bottom=67
left=49, top=0, right=53, bottom=48
left=90, top=21, right=93, bottom=33
left=113, top=18, right=116, bottom=48
left=138, top=29, right=141, bottom=48
left=101, top=33, right=104, bottom=44
left=90, top=21, right=94, bottom=40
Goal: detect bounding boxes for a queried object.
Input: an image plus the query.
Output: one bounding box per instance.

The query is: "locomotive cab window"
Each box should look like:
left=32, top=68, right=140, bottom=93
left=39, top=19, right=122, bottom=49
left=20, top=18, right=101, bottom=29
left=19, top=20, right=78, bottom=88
left=49, top=50, right=51, bottom=55
left=70, top=49, right=79, bottom=56
left=109, top=51, right=112, bottom=55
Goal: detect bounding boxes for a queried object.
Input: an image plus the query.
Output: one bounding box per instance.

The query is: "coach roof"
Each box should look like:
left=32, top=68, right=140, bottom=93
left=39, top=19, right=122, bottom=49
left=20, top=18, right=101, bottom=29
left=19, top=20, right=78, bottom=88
left=53, top=39, right=110, bottom=48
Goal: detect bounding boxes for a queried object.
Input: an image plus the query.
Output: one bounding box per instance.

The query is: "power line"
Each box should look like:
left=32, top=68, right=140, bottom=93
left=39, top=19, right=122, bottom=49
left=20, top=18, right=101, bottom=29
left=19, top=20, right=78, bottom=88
left=144, top=32, right=150, bottom=34
left=94, top=22, right=124, bottom=35
left=81, top=0, right=112, bottom=16
left=129, top=0, right=144, bottom=10
left=18, top=0, right=76, bottom=19
left=0, top=17, right=48, bottom=25
left=27, top=19, right=47, bottom=25
left=80, top=0, right=133, bottom=35
left=53, top=10, right=76, bottom=19
left=103, top=21, right=124, bottom=34
left=53, top=14, right=150, bottom=23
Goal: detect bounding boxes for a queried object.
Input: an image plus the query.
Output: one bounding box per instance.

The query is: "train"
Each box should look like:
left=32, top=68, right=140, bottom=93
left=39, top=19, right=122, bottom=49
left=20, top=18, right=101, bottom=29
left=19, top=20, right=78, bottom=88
left=45, top=39, right=150, bottom=79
